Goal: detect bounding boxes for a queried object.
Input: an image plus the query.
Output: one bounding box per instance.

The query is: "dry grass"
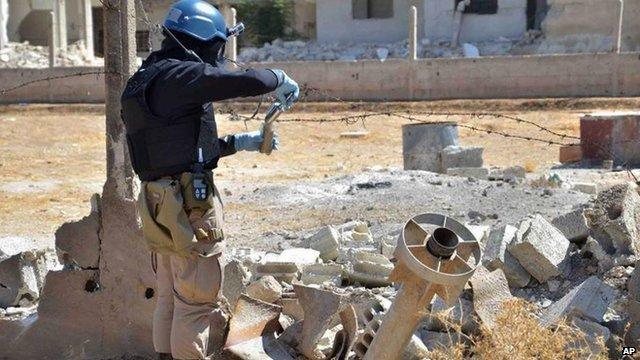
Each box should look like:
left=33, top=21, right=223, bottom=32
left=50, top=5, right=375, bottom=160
left=429, top=299, right=607, bottom=360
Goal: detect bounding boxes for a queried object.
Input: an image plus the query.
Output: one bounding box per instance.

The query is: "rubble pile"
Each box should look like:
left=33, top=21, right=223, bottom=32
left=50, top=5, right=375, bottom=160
left=0, top=41, right=103, bottom=68
left=237, top=31, right=602, bottom=63
left=219, top=181, right=638, bottom=358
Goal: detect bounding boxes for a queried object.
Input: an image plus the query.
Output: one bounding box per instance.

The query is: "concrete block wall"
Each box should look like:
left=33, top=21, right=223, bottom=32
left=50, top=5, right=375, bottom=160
left=0, top=53, right=638, bottom=104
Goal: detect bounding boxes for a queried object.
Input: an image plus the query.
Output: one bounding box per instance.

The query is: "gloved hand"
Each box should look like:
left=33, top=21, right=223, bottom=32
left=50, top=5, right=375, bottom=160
left=234, top=130, right=280, bottom=152
left=270, top=69, right=300, bottom=110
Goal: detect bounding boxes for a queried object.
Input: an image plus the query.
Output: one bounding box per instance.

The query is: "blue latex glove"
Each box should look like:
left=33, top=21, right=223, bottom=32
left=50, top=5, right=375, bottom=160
left=270, top=69, right=300, bottom=110
left=234, top=130, right=280, bottom=152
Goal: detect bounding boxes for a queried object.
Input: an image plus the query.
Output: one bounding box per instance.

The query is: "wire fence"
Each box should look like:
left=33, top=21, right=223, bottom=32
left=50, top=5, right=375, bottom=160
left=0, top=1, right=637, bottom=183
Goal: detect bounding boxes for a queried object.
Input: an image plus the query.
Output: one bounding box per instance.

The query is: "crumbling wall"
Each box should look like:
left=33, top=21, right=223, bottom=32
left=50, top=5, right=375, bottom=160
left=424, top=0, right=527, bottom=43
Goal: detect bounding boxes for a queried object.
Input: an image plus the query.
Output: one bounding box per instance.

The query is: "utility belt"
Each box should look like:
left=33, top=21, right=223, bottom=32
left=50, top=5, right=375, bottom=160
left=138, top=170, right=225, bottom=258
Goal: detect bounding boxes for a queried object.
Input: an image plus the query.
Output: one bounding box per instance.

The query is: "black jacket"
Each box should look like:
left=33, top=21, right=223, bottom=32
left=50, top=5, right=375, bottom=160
left=121, top=47, right=279, bottom=180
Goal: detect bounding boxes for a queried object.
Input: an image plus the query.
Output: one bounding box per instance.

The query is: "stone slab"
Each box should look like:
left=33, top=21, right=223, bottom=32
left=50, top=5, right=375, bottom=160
left=508, top=215, right=570, bottom=283
left=439, top=145, right=484, bottom=173
left=541, top=276, right=615, bottom=326
left=469, top=266, right=514, bottom=328
left=309, top=225, right=341, bottom=261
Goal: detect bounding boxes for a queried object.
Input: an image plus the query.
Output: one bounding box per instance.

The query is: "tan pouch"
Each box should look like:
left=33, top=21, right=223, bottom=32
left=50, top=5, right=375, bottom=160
left=138, top=173, right=225, bottom=258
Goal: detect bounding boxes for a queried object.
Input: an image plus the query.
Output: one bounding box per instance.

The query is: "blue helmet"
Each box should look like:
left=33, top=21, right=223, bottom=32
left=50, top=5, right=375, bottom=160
left=164, top=0, right=228, bottom=42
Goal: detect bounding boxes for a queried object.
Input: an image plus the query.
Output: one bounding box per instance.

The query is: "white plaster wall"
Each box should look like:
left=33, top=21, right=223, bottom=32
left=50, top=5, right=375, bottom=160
left=316, top=0, right=412, bottom=43
left=424, top=0, right=527, bottom=43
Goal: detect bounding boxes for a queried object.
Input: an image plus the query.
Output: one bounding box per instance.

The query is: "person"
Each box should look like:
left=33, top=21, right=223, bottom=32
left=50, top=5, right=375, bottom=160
left=120, top=1, right=299, bottom=359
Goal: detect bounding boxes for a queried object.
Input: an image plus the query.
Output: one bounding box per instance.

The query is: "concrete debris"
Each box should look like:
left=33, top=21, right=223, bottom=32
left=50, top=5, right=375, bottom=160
left=223, top=260, right=251, bottom=310
left=446, top=167, right=489, bottom=180
left=439, top=146, right=484, bottom=173
left=0, top=41, right=102, bottom=68
left=348, top=251, right=393, bottom=288
left=467, top=225, right=490, bottom=243
left=0, top=249, right=59, bottom=308
left=483, top=225, right=531, bottom=288
left=508, top=215, right=570, bottom=283
left=246, top=276, right=283, bottom=304
left=293, top=284, right=349, bottom=360
left=301, top=263, right=343, bottom=286
left=586, top=183, right=640, bottom=255
left=264, top=248, right=320, bottom=266
left=55, top=201, right=101, bottom=269
left=379, top=235, right=396, bottom=259
left=343, top=221, right=373, bottom=243
left=254, top=262, right=299, bottom=284
left=225, top=295, right=282, bottom=348
left=551, top=208, right=590, bottom=243
left=309, top=225, right=341, bottom=261
left=470, top=267, right=514, bottom=328
left=541, top=276, right=615, bottom=326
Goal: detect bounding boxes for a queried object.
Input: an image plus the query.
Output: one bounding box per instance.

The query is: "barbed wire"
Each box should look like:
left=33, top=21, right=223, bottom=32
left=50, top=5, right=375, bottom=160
left=0, top=2, right=636, bottom=182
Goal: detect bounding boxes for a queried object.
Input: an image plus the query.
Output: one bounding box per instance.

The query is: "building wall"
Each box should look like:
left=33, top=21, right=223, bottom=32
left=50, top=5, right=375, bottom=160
left=316, top=0, right=413, bottom=43
left=424, top=0, right=527, bottom=43
left=542, top=0, right=640, bottom=52
left=2, top=53, right=638, bottom=103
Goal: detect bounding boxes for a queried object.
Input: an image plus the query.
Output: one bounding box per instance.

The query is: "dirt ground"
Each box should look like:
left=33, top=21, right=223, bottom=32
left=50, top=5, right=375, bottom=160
left=0, top=98, right=638, bottom=243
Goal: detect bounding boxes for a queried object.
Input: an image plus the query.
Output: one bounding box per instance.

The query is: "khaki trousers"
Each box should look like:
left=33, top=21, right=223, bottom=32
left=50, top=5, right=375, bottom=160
left=140, top=173, right=228, bottom=359
left=153, top=252, right=226, bottom=359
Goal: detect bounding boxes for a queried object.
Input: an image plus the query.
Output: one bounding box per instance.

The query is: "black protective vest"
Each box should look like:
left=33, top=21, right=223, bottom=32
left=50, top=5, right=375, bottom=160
left=121, top=59, right=221, bottom=181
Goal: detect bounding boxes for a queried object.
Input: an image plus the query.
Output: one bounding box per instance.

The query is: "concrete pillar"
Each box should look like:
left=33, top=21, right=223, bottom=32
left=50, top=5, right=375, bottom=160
left=0, top=0, right=8, bottom=49
left=49, top=12, right=58, bottom=67
left=79, top=0, right=94, bottom=57
left=54, top=0, right=68, bottom=51
left=408, top=6, right=417, bottom=61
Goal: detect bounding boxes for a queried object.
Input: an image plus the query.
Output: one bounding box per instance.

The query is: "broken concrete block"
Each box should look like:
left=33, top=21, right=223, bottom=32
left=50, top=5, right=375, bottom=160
left=508, top=215, right=570, bottom=283
left=429, top=296, right=478, bottom=334
left=446, top=167, right=489, bottom=180
left=348, top=251, right=393, bottom=288
left=439, top=145, right=483, bottom=173
left=551, top=208, right=589, bottom=243
left=246, top=276, right=283, bottom=304
left=222, top=260, right=251, bottom=310
left=572, top=182, right=598, bottom=195
left=55, top=208, right=101, bottom=269
left=541, top=276, right=615, bottom=326
left=0, top=250, right=58, bottom=308
left=254, top=263, right=299, bottom=283
left=343, top=221, right=373, bottom=243
left=588, top=183, right=640, bottom=255
left=301, top=263, right=343, bottom=286
left=469, top=267, right=514, bottom=328
left=309, top=226, right=341, bottom=261
left=483, top=225, right=531, bottom=288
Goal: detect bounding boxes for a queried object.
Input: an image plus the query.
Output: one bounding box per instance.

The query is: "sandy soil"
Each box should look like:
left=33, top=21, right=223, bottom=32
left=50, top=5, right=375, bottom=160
left=0, top=98, right=638, bottom=242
